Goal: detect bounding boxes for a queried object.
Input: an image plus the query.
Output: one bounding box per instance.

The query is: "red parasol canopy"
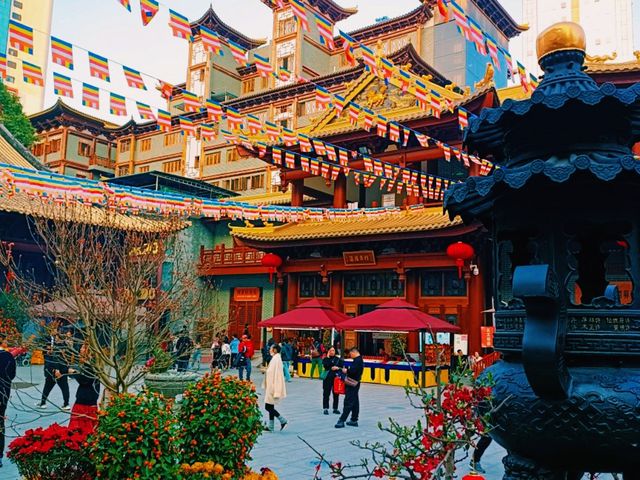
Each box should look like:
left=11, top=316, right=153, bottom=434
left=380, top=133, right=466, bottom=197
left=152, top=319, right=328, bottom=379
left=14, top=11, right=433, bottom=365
left=258, top=299, right=350, bottom=330
left=337, top=299, right=461, bottom=333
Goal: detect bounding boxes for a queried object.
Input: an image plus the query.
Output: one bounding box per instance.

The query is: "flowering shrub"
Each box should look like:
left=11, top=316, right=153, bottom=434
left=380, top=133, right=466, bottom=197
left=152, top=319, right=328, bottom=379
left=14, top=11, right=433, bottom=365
left=87, top=391, right=181, bottom=479
left=0, top=315, right=21, bottom=347
left=179, top=372, right=263, bottom=477
left=318, top=368, right=494, bottom=479
left=7, top=423, right=94, bottom=480
left=180, top=462, right=278, bottom=480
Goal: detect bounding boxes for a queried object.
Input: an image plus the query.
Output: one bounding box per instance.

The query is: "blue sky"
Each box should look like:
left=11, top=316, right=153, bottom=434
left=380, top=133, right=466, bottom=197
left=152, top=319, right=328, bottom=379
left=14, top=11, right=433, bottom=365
left=45, top=0, right=638, bottom=123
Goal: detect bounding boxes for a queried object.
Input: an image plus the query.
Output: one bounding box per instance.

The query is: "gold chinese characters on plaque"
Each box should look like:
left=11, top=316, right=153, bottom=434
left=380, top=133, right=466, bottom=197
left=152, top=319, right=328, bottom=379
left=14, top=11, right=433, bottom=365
left=343, top=250, right=376, bottom=266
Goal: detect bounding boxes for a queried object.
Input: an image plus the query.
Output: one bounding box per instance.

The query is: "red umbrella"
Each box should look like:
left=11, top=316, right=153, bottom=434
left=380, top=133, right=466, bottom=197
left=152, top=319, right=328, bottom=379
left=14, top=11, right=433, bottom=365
left=337, top=299, right=460, bottom=333
left=258, top=299, right=350, bottom=330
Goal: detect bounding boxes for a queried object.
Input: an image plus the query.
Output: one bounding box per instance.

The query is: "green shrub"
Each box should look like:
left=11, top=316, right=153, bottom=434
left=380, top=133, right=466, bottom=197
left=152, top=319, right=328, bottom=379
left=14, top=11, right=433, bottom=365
left=179, top=372, right=263, bottom=477
left=88, top=391, right=181, bottom=479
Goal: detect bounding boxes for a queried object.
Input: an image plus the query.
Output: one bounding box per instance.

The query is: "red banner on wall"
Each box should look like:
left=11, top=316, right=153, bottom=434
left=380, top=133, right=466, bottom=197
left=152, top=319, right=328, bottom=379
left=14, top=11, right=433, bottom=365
left=480, top=326, right=495, bottom=348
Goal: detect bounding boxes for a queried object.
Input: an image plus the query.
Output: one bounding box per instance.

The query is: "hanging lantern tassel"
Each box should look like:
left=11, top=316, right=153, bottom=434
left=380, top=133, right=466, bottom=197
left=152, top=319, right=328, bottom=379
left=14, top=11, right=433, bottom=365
left=446, top=241, right=475, bottom=279
left=261, top=253, right=283, bottom=283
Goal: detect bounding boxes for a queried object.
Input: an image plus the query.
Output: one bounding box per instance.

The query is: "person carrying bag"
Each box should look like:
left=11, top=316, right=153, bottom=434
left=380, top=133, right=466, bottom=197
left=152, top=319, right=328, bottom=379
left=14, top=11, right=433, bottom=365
left=335, top=347, right=364, bottom=429
left=322, top=346, right=342, bottom=415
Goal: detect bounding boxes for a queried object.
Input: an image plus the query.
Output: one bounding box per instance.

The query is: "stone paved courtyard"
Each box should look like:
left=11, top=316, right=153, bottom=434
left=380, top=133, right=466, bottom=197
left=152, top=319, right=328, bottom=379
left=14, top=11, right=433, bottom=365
left=0, top=364, right=615, bottom=479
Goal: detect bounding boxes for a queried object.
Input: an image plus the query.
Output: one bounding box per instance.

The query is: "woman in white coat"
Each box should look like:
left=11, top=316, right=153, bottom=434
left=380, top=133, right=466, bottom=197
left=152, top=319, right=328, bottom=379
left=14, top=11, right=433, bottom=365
left=262, top=344, right=288, bottom=432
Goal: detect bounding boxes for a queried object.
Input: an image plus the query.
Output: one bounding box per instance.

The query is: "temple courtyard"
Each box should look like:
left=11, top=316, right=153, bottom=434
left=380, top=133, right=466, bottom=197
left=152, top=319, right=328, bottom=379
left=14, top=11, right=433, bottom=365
left=0, top=364, right=617, bottom=480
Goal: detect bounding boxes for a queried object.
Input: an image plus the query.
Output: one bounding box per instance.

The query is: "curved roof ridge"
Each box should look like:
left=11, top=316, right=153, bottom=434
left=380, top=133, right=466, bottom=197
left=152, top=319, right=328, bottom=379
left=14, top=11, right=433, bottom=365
left=190, top=6, right=267, bottom=50
left=259, top=0, right=356, bottom=22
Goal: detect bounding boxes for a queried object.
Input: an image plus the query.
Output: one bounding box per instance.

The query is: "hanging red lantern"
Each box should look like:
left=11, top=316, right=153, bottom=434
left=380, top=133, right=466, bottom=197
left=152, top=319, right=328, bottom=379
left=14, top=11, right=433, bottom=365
left=261, top=253, right=283, bottom=282
left=446, top=241, right=475, bottom=279
left=462, top=473, right=486, bottom=480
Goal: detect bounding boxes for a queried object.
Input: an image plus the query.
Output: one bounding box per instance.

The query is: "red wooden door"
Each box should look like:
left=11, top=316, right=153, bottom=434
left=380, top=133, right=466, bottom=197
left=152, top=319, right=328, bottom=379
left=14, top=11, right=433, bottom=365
left=229, top=288, right=263, bottom=344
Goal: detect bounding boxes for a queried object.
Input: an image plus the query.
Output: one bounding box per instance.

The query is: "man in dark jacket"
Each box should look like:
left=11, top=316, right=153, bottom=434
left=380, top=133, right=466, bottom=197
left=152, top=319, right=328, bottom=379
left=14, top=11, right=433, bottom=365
left=175, top=330, right=193, bottom=372
left=335, top=347, right=364, bottom=428
left=38, top=333, right=70, bottom=410
left=280, top=339, right=293, bottom=383
left=0, top=344, right=17, bottom=468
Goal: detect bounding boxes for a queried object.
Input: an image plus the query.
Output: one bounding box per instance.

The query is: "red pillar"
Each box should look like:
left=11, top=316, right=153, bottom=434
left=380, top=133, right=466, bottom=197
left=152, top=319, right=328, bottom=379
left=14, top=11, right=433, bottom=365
left=330, top=272, right=342, bottom=311
left=333, top=174, right=347, bottom=209
left=291, top=179, right=304, bottom=207
left=467, top=262, right=485, bottom=355
left=406, top=271, right=420, bottom=352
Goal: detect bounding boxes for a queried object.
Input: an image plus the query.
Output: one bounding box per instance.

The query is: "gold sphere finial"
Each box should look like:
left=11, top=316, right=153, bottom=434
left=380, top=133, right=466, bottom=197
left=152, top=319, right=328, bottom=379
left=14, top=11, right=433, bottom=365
left=536, top=21, right=586, bottom=63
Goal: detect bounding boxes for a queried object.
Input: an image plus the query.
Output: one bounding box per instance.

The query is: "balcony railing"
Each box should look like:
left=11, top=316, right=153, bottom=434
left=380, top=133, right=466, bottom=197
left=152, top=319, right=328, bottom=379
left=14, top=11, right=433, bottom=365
left=198, top=244, right=265, bottom=276
left=89, top=154, right=115, bottom=170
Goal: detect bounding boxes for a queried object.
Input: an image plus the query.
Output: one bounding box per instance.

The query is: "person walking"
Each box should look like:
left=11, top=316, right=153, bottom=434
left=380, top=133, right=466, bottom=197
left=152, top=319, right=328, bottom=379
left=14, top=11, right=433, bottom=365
left=335, top=347, right=363, bottom=428
left=262, top=344, right=288, bottom=432
left=38, top=332, right=70, bottom=410
left=66, top=344, right=100, bottom=435
left=0, top=343, right=16, bottom=468
left=262, top=337, right=274, bottom=368
left=322, top=346, right=342, bottom=415
left=470, top=435, right=492, bottom=473
left=309, top=339, right=323, bottom=379
left=230, top=334, right=240, bottom=368
left=238, top=334, right=255, bottom=381
left=175, top=329, right=193, bottom=372
left=280, top=339, right=293, bottom=383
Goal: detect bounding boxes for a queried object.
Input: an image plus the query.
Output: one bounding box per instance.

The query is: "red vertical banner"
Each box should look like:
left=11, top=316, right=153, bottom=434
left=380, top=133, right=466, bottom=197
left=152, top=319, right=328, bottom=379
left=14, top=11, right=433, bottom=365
left=480, top=326, right=495, bottom=348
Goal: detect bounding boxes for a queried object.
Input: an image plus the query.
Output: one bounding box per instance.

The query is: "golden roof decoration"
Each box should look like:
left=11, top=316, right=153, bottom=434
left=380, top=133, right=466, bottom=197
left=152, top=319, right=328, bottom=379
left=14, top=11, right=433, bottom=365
left=584, top=50, right=640, bottom=73
left=536, top=21, right=586, bottom=62
left=230, top=206, right=463, bottom=242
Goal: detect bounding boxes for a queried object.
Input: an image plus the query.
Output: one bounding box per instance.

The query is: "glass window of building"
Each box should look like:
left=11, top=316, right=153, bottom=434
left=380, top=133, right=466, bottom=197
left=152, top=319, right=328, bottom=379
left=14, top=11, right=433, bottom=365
left=251, top=174, right=265, bottom=190
left=242, top=78, right=255, bottom=94
left=344, top=272, right=404, bottom=297
left=227, top=148, right=240, bottom=162
left=163, top=160, right=181, bottom=173
left=119, top=139, right=131, bottom=153
left=204, top=152, right=221, bottom=166
left=420, top=270, right=467, bottom=297
left=299, top=274, right=330, bottom=298
left=31, top=143, right=44, bottom=156
left=46, top=138, right=61, bottom=153
left=117, top=166, right=129, bottom=176
left=139, top=166, right=150, bottom=173
left=77, top=142, right=92, bottom=157
left=140, top=139, right=151, bottom=152
left=164, top=133, right=180, bottom=147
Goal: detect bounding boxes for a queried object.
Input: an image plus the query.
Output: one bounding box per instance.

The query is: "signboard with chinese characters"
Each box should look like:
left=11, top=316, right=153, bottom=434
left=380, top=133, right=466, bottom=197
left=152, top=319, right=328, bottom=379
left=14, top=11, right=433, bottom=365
left=343, top=250, right=376, bottom=266
left=481, top=326, right=495, bottom=348
left=233, top=287, right=261, bottom=302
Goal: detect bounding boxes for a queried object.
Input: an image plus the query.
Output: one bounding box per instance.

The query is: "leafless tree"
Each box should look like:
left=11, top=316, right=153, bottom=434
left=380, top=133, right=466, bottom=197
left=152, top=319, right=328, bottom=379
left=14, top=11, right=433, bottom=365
left=0, top=202, right=227, bottom=395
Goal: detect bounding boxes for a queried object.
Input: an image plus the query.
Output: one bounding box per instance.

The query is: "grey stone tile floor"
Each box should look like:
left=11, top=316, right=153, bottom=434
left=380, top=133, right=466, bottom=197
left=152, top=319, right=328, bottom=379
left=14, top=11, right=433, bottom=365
left=0, top=365, right=617, bottom=479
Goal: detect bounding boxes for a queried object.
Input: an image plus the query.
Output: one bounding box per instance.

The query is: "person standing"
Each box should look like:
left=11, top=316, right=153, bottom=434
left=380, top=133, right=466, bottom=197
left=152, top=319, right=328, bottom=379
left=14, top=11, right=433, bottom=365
left=175, top=329, right=193, bottom=373
left=66, top=344, right=100, bottom=435
left=322, top=346, right=342, bottom=415
left=262, top=344, right=288, bottom=432
left=0, top=343, right=16, bottom=468
left=220, top=339, right=231, bottom=370
left=238, top=334, right=255, bottom=381
left=230, top=334, right=240, bottom=368
left=190, top=339, right=202, bottom=371
left=309, top=339, right=323, bottom=379
left=291, top=340, right=299, bottom=377
left=280, top=339, right=293, bottom=383
left=470, top=435, right=492, bottom=473
left=335, top=347, right=363, bottom=428
left=38, top=332, right=70, bottom=410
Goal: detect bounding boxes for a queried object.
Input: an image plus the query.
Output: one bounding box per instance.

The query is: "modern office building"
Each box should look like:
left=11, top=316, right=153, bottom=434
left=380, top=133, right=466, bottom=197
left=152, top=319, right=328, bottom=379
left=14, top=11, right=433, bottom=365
left=518, top=0, right=635, bottom=74
left=0, top=0, right=54, bottom=114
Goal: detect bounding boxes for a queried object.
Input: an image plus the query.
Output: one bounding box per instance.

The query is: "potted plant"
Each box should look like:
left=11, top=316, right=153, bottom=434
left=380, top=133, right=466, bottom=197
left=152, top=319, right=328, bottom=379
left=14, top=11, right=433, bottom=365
left=144, top=347, right=199, bottom=399
left=7, top=423, right=94, bottom=480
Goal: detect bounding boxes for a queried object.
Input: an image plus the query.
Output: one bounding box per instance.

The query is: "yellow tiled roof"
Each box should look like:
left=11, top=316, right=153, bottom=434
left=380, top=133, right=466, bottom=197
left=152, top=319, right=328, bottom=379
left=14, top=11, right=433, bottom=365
left=0, top=125, right=41, bottom=170
left=496, top=85, right=532, bottom=102
left=231, top=206, right=462, bottom=242
left=0, top=189, right=188, bottom=232
left=585, top=60, right=640, bottom=73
